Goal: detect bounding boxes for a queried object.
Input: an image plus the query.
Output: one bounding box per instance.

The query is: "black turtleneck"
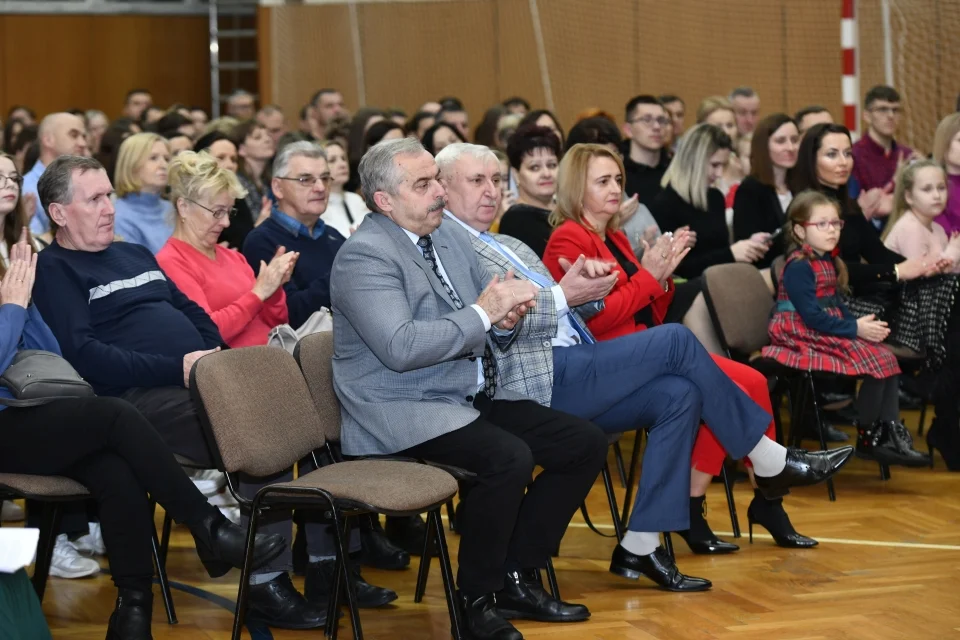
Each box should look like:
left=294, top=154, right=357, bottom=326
left=819, top=185, right=903, bottom=290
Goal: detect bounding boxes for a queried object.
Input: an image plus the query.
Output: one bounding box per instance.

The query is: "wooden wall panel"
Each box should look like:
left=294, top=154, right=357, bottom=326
left=0, top=15, right=209, bottom=121
left=268, top=5, right=358, bottom=122
left=357, top=0, right=499, bottom=124
left=495, top=0, right=544, bottom=112
left=783, top=0, right=842, bottom=120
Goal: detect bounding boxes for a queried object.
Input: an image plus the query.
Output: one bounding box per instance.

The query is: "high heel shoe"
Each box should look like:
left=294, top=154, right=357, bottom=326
left=746, top=489, right=817, bottom=548
left=927, top=419, right=960, bottom=471
left=676, top=496, right=738, bottom=554
left=192, top=510, right=287, bottom=578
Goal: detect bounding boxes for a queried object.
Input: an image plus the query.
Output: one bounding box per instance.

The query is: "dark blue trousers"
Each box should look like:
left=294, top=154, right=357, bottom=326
left=550, top=324, right=771, bottom=533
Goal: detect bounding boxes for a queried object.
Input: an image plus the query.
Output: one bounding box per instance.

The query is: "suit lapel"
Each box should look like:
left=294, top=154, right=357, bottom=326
left=432, top=222, right=476, bottom=303
left=471, top=235, right=518, bottom=281
left=370, top=213, right=458, bottom=310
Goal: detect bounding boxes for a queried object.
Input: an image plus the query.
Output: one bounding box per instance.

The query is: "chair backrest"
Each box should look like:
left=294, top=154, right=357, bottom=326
left=701, top=263, right=774, bottom=356
left=293, top=332, right=342, bottom=444
left=191, top=346, right=327, bottom=477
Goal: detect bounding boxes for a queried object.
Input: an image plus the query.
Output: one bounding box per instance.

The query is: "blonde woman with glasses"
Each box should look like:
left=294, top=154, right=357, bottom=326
left=156, top=151, right=298, bottom=347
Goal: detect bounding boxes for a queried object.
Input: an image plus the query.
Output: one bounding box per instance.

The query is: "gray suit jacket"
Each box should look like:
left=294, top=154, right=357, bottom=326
left=331, top=213, right=527, bottom=456
left=470, top=231, right=600, bottom=407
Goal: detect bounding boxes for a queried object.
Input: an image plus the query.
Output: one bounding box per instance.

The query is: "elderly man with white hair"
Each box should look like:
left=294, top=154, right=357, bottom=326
left=23, top=112, right=88, bottom=236
left=437, top=142, right=855, bottom=593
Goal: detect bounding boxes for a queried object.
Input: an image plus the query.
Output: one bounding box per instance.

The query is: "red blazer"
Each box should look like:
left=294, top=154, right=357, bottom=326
left=543, top=219, right=675, bottom=341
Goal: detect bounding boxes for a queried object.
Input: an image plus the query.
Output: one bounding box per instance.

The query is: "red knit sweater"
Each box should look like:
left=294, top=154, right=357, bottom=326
left=156, top=238, right=288, bottom=347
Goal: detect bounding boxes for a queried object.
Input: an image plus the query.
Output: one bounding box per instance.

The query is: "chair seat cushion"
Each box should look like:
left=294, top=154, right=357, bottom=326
left=0, top=474, right=89, bottom=498
left=268, top=460, right=459, bottom=513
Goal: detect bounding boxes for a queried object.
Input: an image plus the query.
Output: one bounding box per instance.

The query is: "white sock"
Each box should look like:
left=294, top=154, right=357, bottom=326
left=748, top=436, right=788, bottom=477
left=249, top=571, right=283, bottom=585
left=620, top=531, right=660, bottom=556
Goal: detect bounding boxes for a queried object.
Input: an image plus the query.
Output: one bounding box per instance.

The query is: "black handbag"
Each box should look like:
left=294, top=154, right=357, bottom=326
left=0, top=350, right=95, bottom=407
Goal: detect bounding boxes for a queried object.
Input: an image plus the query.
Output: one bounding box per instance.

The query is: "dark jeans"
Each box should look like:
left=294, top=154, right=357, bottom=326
left=0, top=397, right=213, bottom=592
left=120, top=386, right=350, bottom=572
left=398, top=396, right=607, bottom=596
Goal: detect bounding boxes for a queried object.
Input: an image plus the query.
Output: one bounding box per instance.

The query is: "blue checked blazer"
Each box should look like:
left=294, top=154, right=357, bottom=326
left=330, top=213, right=527, bottom=456
left=470, top=231, right=600, bottom=407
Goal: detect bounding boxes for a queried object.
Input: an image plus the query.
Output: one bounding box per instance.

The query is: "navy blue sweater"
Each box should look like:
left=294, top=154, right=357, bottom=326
left=781, top=255, right=857, bottom=338
left=34, top=241, right=222, bottom=396
left=242, top=215, right=346, bottom=328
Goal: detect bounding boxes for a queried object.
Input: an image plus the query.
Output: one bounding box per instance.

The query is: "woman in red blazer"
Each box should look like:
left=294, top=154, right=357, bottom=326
left=543, top=143, right=815, bottom=552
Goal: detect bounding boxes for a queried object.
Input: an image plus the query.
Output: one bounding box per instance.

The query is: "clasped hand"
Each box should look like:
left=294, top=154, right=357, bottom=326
left=476, top=270, right=538, bottom=330
left=640, top=230, right=691, bottom=284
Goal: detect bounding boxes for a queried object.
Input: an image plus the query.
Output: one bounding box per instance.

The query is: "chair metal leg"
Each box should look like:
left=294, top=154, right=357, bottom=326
left=151, top=523, right=177, bottom=624
left=544, top=557, right=561, bottom=601
left=612, top=441, right=627, bottom=488
left=719, top=464, right=740, bottom=538
left=879, top=464, right=892, bottom=481
left=619, top=431, right=644, bottom=531
left=918, top=402, right=928, bottom=436
left=330, top=511, right=363, bottom=640
left=32, top=502, right=62, bottom=602
left=662, top=532, right=675, bottom=561
left=445, top=500, right=457, bottom=532
left=771, top=383, right=785, bottom=445
left=429, top=509, right=465, bottom=640
left=600, top=463, right=624, bottom=542
left=326, top=516, right=349, bottom=639
left=805, top=374, right=836, bottom=501
left=230, top=497, right=262, bottom=640
left=413, top=510, right=434, bottom=603
left=159, top=511, right=173, bottom=569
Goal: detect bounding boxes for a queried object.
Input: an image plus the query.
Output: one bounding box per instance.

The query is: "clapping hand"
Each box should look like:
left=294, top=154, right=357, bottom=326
left=477, top=270, right=537, bottom=330
left=856, top=314, right=890, bottom=343
left=640, top=231, right=691, bottom=284
left=557, top=255, right=618, bottom=306
left=0, top=228, right=36, bottom=309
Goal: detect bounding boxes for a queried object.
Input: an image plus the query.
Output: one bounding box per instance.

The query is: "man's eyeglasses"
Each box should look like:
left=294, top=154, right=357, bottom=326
left=869, top=106, right=902, bottom=116
left=628, top=116, right=671, bottom=127
left=803, top=220, right=845, bottom=231
left=277, top=174, right=333, bottom=188
left=185, top=198, right=236, bottom=220
left=0, top=173, right=23, bottom=189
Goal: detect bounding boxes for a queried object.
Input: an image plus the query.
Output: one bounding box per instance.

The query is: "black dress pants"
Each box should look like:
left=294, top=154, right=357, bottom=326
left=398, top=396, right=607, bottom=596
left=0, top=397, right=213, bottom=592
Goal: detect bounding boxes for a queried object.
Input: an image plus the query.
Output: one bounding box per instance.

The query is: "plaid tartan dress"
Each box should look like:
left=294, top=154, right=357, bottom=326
left=762, top=252, right=900, bottom=378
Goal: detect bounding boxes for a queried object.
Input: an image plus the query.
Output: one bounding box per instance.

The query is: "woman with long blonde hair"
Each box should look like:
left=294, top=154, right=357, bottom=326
left=112, top=133, right=173, bottom=254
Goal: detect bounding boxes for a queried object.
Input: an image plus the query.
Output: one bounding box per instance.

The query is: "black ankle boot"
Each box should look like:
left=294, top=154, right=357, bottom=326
left=855, top=420, right=901, bottom=465
left=191, top=510, right=287, bottom=578
left=746, top=489, right=817, bottom=548
left=105, top=588, right=153, bottom=640
left=360, top=515, right=410, bottom=570
left=304, top=556, right=398, bottom=609
left=676, top=496, right=738, bottom=554
left=384, top=514, right=430, bottom=556
left=460, top=592, right=522, bottom=640
left=887, top=421, right=931, bottom=467
left=927, top=418, right=960, bottom=470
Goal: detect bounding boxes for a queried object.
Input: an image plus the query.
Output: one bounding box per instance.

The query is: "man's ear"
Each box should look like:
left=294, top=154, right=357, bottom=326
left=47, top=202, right=66, bottom=228
left=373, top=191, right=392, bottom=214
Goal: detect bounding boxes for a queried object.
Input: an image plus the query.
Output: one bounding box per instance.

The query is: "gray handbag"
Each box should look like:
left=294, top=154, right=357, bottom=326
left=0, top=350, right=95, bottom=407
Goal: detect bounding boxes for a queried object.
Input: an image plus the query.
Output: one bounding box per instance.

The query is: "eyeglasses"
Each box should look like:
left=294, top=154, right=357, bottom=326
left=277, top=174, right=333, bottom=188
left=184, top=198, right=236, bottom=220
left=628, top=116, right=671, bottom=127
left=803, top=220, right=845, bottom=231
left=869, top=106, right=902, bottom=116
left=0, top=173, right=22, bottom=189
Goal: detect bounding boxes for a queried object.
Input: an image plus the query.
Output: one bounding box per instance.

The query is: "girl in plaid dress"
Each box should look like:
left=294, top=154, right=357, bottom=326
left=763, top=191, right=929, bottom=467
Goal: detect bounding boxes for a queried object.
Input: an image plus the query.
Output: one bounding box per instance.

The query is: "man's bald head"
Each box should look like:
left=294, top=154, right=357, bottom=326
left=39, top=113, right=88, bottom=163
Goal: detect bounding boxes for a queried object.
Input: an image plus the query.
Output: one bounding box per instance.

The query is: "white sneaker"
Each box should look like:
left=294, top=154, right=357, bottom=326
left=49, top=534, right=100, bottom=579
left=73, top=522, right=107, bottom=556
left=0, top=501, right=24, bottom=522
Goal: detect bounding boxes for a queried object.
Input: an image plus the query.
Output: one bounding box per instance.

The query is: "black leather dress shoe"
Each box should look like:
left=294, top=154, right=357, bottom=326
left=105, top=588, right=153, bottom=640
left=609, top=545, right=711, bottom=592
left=360, top=517, right=411, bottom=570
left=461, top=593, right=523, bottom=640
left=192, top=511, right=287, bottom=578
left=304, top=557, right=398, bottom=609
left=247, top=573, right=327, bottom=630
left=754, top=446, right=854, bottom=499
left=676, top=530, right=739, bottom=554
left=495, top=569, right=589, bottom=622
left=384, top=514, right=431, bottom=556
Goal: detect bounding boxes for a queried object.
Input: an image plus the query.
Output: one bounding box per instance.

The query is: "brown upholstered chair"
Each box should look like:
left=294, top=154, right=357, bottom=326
left=189, top=346, right=461, bottom=640
left=0, top=474, right=177, bottom=623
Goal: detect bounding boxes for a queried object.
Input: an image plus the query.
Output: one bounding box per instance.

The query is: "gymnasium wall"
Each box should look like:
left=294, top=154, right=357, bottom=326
left=0, top=15, right=211, bottom=120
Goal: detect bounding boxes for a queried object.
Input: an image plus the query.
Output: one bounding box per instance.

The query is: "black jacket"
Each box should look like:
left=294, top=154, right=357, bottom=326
left=822, top=186, right=902, bottom=290
left=649, top=185, right=733, bottom=280
left=732, top=176, right=787, bottom=270
left=498, top=204, right=553, bottom=259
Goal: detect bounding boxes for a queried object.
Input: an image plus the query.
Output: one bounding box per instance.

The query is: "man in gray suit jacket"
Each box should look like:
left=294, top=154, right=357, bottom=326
left=330, top=138, right=609, bottom=640
left=437, top=142, right=856, bottom=592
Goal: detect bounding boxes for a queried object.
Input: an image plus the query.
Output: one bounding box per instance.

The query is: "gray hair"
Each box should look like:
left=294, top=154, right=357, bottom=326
left=227, top=89, right=254, bottom=103
left=37, top=155, right=105, bottom=232
left=729, top=86, right=758, bottom=101
left=359, top=137, right=426, bottom=212
left=271, top=140, right=326, bottom=178
left=435, top=143, right=498, bottom=175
